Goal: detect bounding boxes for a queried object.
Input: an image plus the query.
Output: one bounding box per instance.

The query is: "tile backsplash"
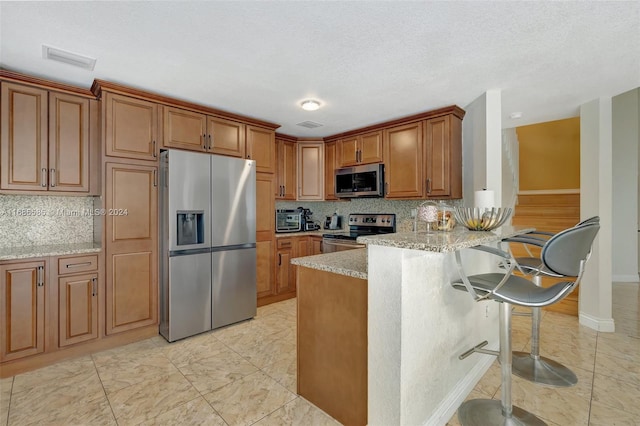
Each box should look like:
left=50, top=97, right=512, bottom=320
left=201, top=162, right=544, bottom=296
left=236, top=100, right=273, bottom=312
left=276, top=198, right=463, bottom=232
left=0, top=195, right=95, bottom=247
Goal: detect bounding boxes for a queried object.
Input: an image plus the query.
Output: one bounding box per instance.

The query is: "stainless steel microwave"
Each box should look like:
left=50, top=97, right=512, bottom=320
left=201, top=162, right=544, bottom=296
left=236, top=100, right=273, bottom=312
left=335, top=163, right=384, bottom=198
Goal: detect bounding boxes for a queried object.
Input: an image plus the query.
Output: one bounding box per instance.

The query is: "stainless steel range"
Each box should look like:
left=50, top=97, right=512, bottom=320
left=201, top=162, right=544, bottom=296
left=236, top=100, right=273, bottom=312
left=321, top=213, right=396, bottom=253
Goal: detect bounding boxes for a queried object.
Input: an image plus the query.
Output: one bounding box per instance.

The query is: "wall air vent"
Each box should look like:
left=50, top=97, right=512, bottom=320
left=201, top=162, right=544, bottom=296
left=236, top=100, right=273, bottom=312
left=296, top=121, right=324, bottom=129
left=42, top=45, right=97, bottom=70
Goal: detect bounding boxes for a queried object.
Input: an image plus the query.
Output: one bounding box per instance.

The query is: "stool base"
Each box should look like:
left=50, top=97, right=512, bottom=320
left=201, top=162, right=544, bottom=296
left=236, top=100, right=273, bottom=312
left=512, top=352, right=578, bottom=387
left=458, top=399, right=547, bottom=426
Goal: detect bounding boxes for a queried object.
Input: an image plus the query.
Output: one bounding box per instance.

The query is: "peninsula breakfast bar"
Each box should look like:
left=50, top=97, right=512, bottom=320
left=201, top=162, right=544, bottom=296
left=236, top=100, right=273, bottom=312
left=292, top=225, right=533, bottom=426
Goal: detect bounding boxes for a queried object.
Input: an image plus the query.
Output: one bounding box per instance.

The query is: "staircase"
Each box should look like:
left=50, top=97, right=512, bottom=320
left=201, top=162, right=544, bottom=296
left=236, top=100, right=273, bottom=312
left=510, top=193, right=580, bottom=316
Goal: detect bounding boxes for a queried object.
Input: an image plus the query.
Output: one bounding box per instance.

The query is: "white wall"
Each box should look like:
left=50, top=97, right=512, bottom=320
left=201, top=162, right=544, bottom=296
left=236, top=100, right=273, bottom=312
left=579, top=98, right=615, bottom=331
left=612, top=88, right=640, bottom=282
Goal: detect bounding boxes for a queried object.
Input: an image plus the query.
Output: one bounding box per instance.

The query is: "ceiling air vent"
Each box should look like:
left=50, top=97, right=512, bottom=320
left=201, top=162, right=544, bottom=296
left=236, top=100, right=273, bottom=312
left=42, top=45, right=97, bottom=70
left=296, top=121, right=324, bottom=129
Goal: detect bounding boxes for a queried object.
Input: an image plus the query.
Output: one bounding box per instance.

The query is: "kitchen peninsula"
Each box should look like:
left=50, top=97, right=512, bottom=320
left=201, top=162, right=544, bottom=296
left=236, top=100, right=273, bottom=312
left=292, top=225, right=533, bottom=426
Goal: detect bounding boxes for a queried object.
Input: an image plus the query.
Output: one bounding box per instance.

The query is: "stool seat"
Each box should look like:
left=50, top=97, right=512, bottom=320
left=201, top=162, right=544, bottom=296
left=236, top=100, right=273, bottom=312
left=452, top=274, right=573, bottom=307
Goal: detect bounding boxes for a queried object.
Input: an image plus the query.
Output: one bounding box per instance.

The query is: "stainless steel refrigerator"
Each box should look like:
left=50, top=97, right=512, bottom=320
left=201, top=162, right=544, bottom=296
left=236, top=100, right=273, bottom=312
left=159, top=149, right=257, bottom=342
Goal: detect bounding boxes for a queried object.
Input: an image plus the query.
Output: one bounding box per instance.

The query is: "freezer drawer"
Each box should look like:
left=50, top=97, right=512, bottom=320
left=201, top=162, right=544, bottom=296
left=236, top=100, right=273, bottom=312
left=162, top=252, right=212, bottom=342
left=212, top=247, right=257, bottom=329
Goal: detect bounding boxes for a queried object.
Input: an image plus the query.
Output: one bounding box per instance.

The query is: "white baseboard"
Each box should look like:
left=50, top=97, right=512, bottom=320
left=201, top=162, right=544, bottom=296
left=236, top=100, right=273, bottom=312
left=579, top=312, right=616, bottom=332
left=612, top=274, right=640, bottom=283
left=425, top=345, right=498, bottom=426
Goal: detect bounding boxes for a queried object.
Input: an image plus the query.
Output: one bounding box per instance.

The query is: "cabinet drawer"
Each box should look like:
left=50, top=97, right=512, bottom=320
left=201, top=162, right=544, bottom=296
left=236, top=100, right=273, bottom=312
left=58, top=255, right=98, bottom=274
left=277, top=239, right=293, bottom=249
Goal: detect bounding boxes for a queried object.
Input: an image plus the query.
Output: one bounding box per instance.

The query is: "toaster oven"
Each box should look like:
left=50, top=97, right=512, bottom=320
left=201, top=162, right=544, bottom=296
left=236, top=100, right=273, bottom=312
left=276, top=210, right=302, bottom=233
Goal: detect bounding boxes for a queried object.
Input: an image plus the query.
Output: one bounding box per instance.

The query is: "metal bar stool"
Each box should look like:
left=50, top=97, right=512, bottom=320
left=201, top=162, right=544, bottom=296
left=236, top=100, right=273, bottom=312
left=452, top=223, right=599, bottom=425
left=502, top=216, right=600, bottom=387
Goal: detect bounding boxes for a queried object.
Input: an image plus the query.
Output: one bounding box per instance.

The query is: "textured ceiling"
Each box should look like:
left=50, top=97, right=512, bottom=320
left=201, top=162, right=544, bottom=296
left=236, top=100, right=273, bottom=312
left=1, top=1, right=639, bottom=137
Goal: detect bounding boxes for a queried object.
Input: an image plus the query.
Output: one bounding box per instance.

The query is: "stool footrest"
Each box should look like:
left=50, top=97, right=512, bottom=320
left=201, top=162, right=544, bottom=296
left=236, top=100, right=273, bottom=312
left=458, top=340, right=498, bottom=360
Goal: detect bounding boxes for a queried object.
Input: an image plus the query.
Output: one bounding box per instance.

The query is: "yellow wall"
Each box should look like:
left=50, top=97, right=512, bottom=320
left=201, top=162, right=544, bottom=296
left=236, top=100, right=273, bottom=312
left=516, top=117, right=580, bottom=191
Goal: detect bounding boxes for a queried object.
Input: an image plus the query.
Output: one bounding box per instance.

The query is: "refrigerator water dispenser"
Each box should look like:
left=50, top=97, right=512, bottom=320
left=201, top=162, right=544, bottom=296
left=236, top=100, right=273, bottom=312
left=177, top=211, right=204, bottom=245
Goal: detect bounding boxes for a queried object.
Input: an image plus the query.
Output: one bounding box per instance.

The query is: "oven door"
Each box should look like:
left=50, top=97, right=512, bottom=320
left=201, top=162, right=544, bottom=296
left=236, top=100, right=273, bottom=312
left=321, top=238, right=366, bottom=253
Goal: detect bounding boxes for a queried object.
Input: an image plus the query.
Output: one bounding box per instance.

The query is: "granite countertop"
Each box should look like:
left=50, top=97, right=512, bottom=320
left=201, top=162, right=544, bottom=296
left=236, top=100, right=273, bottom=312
left=0, top=242, right=102, bottom=261
left=291, top=248, right=367, bottom=280
left=357, top=225, right=535, bottom=253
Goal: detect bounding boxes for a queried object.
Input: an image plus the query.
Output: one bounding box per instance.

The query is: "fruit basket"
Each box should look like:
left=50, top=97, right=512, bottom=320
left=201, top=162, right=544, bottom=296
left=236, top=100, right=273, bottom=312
left=454, top=207, right=513, bottom=231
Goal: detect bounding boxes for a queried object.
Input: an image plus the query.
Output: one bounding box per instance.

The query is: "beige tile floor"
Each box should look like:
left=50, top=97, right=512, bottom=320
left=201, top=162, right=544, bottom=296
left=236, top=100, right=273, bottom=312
left=0, top=283, right=638, bottom=425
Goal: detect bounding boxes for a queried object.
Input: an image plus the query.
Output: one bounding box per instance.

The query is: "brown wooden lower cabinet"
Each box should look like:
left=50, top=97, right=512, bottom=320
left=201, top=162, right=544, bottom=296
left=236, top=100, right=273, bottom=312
left=259, top=234, right=323, bottom=306
left=297, top=266, right=367, bottom=426
left=310, top=236, right=323, bottom=255
left=276, top=238, right=295, bottom=294
left=0, top=260, right=46, bottom=362
left=104, top=162, right=158, bottom=335
left=256, top=239, right=275, bottom=299
left=56, top=255, right=100, bottom=348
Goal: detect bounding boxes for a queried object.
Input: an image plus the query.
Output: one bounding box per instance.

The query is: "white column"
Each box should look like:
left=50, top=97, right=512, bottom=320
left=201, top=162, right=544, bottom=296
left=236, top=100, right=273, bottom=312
left=612, top=88, right=640, bottom=282
left=462, top=90, right=503, bottom=207
left=579, top=98, right=614, bottom=331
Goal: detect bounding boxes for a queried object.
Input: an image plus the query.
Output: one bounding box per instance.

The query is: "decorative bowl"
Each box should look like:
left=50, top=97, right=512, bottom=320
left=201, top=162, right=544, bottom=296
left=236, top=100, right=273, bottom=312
left=454, top=207, right=513, bottom=231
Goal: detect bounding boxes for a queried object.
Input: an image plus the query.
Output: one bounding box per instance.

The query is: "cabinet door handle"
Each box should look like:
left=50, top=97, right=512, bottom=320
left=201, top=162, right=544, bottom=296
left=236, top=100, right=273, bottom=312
left=426, top=178, right=432, bottom=194
left=37, top=266, right=44, bottom=287
left=41, top=168, right=47, bottom=187
left=152, top=140, right=157, bottom=157
left=66, top=262, right=92, bottom=269
left=50, top=168, right=56, bottom=187
left=208, top=134, right=212, bottom=150
left=91, top=277, right=97, bottom=297
left=385, top=182, right=389, bottom=196
left=201, top=134, right=206, bottom=150
left=153, top=169, right=158, bottom=187
left=278, top=253, right=282, bottom=266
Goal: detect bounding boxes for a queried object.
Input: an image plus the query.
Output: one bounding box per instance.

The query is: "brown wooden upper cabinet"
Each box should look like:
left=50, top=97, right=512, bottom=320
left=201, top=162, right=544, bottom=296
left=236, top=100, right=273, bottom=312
left=246, top=125, right=276, bottom=173
left=104, top=92, right=159, bottom=161
left=162, top=106, right=246, bottom=158
left=276, top=137, right=297, bottom=200
left=383, top=121, right=424, bottom=199
left=1, top=83, right=91, bottom=192
left=424, top=115, right=462, bottom=199
left=337, top=130, right=383, bottom=167
left=383, top=114, right=462, bottom=200
left=324, top=141, right=339, bottom=200
left=297, top=142, right=324, bottom=201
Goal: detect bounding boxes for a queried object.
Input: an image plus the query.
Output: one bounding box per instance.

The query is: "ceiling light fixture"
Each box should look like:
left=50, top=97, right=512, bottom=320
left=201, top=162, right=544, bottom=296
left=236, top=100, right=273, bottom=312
left=509, top=112, right=523, bottom=119
left=301, top=100, right=321, bottom=111
left=42, top=45, right=96, bottom=70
